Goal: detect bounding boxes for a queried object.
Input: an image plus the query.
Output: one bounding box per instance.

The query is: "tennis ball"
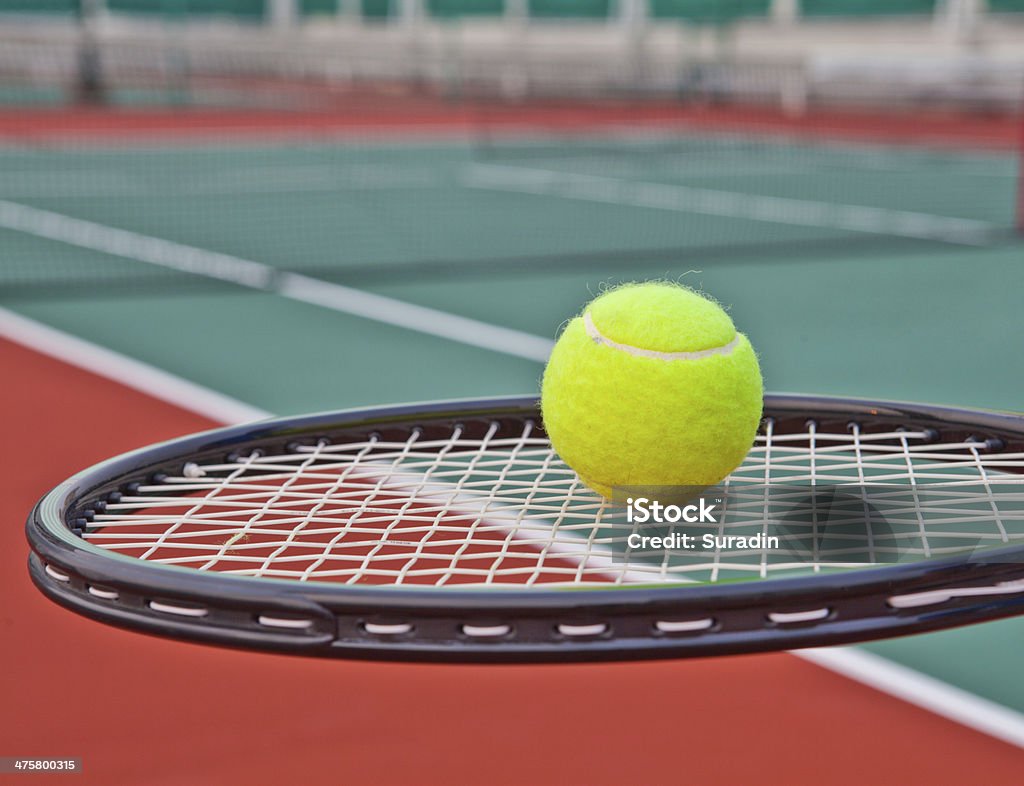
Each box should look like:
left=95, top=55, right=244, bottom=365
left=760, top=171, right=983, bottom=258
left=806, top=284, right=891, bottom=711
left=541, top=282, right=762, bottom=500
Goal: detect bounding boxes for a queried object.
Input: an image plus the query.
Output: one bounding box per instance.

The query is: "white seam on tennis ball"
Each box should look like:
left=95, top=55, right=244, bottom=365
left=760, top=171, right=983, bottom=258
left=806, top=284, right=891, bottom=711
left=583, top=311, right=739, bottom=360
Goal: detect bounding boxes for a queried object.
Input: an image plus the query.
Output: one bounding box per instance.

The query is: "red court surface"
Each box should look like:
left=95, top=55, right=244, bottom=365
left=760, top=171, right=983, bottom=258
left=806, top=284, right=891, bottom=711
left=3, top=336, right=1023, bottom=785
left=2, top=104, right=1020, bottom=150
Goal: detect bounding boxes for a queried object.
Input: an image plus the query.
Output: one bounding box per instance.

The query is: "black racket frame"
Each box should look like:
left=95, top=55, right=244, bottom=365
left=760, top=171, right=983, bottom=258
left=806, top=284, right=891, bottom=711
left=26, top=394, right=1024, bottom=662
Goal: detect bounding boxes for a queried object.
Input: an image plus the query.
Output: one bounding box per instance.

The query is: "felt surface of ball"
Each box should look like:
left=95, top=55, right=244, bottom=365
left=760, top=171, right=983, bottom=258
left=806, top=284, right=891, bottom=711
left=541, top=283, right=763, bottom=499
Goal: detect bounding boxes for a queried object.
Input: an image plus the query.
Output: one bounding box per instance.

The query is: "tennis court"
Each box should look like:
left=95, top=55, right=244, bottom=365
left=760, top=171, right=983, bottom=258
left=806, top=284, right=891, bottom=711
left=3, top=94, right=1024, bottom=781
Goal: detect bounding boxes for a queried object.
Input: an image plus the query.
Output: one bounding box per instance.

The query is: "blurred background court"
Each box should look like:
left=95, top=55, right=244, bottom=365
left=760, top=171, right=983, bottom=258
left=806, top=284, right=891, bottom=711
left=1, top=1, right=1024, bottom=783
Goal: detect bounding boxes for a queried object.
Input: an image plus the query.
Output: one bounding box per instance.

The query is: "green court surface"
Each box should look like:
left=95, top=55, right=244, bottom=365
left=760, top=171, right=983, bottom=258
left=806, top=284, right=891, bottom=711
left=2, top=130, right=1023, bottom=711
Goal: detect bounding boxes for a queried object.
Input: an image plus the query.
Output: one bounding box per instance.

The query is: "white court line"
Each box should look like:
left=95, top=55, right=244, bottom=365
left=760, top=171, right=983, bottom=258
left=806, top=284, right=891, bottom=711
left=3, top=307, right=1024, bottom=749
left=0, top=163, right=448, bottom=199
left=0, top=174, right=446, bottom=199
left=485, top=127, right=1016, bottom=171
left=0, top=199, right=554, bottom=363
left=798, top=647, right=1024, bottom=750
left=527, top=156, right=1018, bottom=180
left=345, top=465, right=672, bottom=586
left=0, top=307, right=268, bottom=424
left=463, top=163, right=998, bottom=246
left=5, top=309, right=1024, bottom=743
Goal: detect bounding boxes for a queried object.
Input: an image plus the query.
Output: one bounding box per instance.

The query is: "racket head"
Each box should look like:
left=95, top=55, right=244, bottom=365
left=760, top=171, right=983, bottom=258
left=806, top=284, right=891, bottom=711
left=26, top=394, right=1024, bottom=662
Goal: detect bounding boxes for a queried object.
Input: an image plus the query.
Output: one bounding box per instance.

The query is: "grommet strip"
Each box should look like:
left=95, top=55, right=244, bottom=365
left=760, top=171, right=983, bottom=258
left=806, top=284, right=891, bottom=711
left=148, top=601, right=209, bottom=618
left=768, top=608, right=830, bottom=624
left=656, top=618, right=714, bottom=633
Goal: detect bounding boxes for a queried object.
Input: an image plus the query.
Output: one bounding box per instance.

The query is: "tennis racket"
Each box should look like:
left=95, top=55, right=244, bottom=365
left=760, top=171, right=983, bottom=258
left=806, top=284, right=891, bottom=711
left=26, top=394, right=1024, bottom=662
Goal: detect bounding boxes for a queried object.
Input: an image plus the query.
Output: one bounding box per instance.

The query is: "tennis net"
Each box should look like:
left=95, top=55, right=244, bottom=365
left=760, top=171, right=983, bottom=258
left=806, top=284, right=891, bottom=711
left=0, top=14, right=1021, bottom=301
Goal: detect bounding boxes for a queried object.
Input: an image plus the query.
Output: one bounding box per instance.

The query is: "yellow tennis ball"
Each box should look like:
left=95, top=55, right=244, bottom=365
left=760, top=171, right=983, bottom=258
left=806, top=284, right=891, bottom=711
left=541, top=282, right=763, bottom=499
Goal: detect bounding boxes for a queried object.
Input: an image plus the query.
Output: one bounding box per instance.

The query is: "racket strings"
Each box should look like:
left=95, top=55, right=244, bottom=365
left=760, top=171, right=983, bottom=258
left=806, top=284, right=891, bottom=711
left=82, top=420, right=1024, bottom=587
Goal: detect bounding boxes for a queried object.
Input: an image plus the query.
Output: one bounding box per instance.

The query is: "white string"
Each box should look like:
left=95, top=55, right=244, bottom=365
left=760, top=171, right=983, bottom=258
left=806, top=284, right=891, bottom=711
left=852, top=422, right=876, bottom=564
left=758, top=418, right=774, bottom=579
left=83, top=422, right=1024, bottom=587
left=809, top=418, right=821, bottom=572
left=969, top=440, right=1009, bottom=545
left=899, top=429, right=931, bottom=559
